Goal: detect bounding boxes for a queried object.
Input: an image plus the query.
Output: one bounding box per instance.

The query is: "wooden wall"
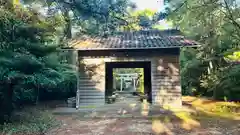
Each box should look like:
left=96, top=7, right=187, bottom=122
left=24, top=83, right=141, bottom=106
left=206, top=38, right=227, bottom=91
left=76, top=55, right=181, bottom=108
left=151, top=56, right=182, bottom=108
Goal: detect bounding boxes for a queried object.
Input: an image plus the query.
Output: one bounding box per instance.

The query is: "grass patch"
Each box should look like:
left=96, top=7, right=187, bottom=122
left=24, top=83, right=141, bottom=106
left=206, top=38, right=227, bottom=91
left=0, top=107, right=59, bottom=135
left=182, top=96, right=240, bottom=120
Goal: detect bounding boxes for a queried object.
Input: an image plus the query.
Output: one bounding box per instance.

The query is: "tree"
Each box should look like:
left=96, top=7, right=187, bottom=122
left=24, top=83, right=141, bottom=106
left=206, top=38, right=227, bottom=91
left=167, top=0, right=240, bottom=100
left=22, top=0, right=135, bottom=39
left=138, top=15, right=152, bottom=28
left=119, top=9, right=157, bottom=30
left=0, top=4, right=76, bottom=123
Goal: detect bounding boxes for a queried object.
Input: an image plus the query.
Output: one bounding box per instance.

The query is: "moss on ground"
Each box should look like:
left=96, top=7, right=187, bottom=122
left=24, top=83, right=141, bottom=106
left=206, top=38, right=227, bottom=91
left=182, top=96, right=240, bottom=120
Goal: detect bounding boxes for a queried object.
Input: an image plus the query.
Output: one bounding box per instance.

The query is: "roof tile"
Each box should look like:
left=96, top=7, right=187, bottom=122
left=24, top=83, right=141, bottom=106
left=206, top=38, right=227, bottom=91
left=68, top=29, right=199, bottom=50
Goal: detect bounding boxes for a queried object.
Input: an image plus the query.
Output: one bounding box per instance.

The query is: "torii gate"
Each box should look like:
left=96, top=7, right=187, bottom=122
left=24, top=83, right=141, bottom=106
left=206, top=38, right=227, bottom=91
left=116, top=73, right=142, bottom=92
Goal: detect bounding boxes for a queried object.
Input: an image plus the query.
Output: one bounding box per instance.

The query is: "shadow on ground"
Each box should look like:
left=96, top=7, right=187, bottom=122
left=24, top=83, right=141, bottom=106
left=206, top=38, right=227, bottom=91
left=49, top=96, right=240, bottom=135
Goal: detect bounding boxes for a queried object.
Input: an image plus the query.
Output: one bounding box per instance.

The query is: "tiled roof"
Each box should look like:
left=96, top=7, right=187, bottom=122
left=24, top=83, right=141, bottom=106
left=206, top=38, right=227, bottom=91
left=68, top=29, right=199, bottom=50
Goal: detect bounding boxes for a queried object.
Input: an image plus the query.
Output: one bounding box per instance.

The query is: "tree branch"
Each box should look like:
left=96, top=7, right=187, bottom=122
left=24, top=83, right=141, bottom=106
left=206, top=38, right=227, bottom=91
left=172, top=0, right=188, bottom=13
left=223, top=0, right=240, bottom=30
left=69, top=0, right=129, bottom=25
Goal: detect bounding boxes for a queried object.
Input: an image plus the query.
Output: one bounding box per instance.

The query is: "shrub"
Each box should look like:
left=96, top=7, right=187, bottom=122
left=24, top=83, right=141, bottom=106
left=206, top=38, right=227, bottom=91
left=0, top=6, right=76, bottom=123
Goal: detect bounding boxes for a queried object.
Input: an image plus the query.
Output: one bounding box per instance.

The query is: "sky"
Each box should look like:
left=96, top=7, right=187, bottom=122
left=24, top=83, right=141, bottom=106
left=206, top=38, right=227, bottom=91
left=131, top=0, right=165, bottom=11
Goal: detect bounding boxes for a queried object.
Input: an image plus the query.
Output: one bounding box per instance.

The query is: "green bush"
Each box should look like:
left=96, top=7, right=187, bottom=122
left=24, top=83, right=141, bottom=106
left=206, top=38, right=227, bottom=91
left=180, top=47, right=240, bottom=101
left=214, top=64, right=240, bottom=101
left=0, top=6, right=76, bottom=123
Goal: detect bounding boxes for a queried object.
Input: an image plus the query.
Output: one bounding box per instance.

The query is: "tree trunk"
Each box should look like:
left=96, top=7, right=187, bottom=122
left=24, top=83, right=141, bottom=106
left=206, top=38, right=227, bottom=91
left=64, top=9, right=72, bottom=39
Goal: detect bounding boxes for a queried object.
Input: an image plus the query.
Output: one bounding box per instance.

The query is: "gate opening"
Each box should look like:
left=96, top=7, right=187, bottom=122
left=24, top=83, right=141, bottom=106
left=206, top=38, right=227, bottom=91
left=105, top=61, right=152, bottom=103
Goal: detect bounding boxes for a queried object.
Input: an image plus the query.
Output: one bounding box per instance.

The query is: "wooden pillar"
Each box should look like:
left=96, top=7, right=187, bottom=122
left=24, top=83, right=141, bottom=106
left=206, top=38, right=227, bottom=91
left=72, top=50, right=80, bottom=109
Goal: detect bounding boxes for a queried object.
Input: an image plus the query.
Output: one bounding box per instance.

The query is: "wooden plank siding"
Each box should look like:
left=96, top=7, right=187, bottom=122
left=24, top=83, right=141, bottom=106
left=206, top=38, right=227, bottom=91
left=76, top=55, right=181, bottom=108
left=151, top=56, right=182, bottom=108
left=77, top=58, right=106, bottom=106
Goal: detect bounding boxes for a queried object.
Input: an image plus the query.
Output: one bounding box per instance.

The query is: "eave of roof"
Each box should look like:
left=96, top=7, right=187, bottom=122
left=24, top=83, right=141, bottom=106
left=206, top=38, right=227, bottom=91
left=61, top=44, right=201, bottom=51
left=62, top=29, right=201, bottom=51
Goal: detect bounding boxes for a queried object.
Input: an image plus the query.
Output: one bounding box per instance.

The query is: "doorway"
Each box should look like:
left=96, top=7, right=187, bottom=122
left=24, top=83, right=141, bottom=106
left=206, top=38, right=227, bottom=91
left=105, top=61, right=152, bottom=103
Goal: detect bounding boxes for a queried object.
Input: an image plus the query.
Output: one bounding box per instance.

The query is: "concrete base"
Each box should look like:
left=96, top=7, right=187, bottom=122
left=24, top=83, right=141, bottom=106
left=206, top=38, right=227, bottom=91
left=52, top=97, right=187, bottom=118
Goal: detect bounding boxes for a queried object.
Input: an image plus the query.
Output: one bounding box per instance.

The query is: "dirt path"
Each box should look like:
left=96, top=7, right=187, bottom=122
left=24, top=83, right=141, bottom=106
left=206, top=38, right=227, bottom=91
left=47, top=97, right=240, bottom=135
left=47, top=115, right=240, bottom=135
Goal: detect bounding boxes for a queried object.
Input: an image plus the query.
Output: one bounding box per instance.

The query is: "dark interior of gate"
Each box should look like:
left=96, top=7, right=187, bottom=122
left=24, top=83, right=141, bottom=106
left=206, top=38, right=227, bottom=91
left=105, top=61, right=152, bottom=103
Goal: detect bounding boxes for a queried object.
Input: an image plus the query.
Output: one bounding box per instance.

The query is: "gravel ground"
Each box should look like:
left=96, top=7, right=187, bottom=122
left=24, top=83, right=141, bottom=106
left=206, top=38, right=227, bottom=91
left=46, top=115, right=240, bottom=135
left=47, top=97, right=240, bottom=135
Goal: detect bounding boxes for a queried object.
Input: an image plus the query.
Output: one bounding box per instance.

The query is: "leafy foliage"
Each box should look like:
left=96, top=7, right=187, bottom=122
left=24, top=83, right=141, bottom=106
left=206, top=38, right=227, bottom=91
left=130, top=9, right=157, bottom=29
left=168, top=0, right=240, bottom=100
left=0, top=5, right=76, bottom=123
left=22, top=0, right=135, bottom=39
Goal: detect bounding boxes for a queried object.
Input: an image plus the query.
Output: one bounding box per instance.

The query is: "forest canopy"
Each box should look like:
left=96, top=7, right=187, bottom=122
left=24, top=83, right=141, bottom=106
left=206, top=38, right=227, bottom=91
left=166, top=0, right=240, bottom=100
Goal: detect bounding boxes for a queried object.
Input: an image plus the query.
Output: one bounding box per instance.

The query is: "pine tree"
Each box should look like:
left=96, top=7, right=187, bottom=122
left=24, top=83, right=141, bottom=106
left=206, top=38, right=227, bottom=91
left=0, top=5, right=76, bottom=123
